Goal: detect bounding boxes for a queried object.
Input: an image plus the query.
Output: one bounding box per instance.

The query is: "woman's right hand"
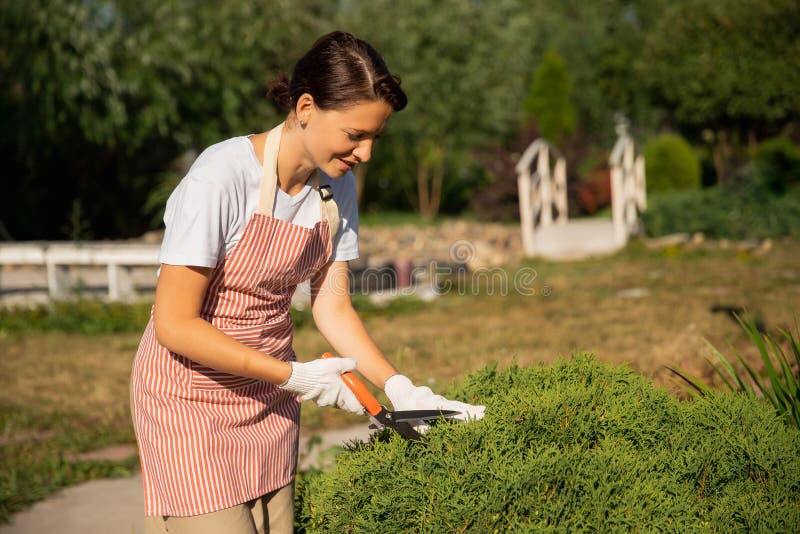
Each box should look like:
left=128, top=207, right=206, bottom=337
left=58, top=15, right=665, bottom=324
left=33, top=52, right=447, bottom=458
left=280, top=357, right=365, bottom=415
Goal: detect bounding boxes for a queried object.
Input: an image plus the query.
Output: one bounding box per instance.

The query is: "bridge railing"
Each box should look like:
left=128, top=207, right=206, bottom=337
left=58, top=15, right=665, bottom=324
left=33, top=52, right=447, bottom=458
left=515, top=139, right=568, bottom=257
left=609, top=122, right=647, bottom=245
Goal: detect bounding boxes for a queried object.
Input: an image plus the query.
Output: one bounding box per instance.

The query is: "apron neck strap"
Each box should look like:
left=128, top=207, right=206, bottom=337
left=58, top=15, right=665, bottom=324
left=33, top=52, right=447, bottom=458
left=311, top=172, right=340, bottom=238
left=256, top=122, right=341, bottom=238
left=257, top=123, right=283, bottom=216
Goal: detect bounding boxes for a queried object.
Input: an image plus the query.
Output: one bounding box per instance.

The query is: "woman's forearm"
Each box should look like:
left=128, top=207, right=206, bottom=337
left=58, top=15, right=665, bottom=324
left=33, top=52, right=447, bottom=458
left=154, top=316, right=292, bottom=385
left=152, top=264, right=292, bottom=385
left=312, top=301, right=398, bottom=388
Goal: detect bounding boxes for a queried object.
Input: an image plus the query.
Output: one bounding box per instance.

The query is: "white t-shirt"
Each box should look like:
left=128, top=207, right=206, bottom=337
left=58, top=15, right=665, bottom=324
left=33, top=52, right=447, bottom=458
left=159, top=136, right=359, bottom=268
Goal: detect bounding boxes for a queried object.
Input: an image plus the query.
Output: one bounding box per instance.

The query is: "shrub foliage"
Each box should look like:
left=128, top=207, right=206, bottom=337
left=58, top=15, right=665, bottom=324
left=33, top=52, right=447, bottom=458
left=297, top=356, right=800, bottom=532
left=0, top=300, right=152, bottom=334
left=641, top=184, right=800, bottom=239
left=643, top=133, right=701, bottom=192
left=753, top=137, right=800, bottom=194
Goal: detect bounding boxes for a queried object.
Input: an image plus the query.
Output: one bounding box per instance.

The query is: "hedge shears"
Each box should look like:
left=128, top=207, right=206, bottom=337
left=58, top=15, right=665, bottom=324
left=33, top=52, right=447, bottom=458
left=322, top=352, right=459, bottom=440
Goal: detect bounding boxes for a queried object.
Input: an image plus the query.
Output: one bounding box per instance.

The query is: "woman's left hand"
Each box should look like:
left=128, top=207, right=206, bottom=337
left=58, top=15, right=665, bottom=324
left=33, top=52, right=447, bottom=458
left=384, top=374, right=486, bottom=424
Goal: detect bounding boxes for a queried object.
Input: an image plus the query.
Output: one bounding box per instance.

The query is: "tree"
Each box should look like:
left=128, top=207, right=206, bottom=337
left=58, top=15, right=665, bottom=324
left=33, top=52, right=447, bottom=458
left=0, top=0, right=327, bottom=239
left=335, top=0, right=537, bottom=218
left=528, top=0, right=670, bottom=146
left=522, top=49, right=576, bottom=145
left=640, top=0, right=800, bottom=182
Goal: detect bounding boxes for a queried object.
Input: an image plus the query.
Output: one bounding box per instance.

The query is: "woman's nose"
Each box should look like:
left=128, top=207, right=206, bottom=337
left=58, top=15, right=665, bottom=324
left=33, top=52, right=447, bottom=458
left=353, top=139, right=374, bottom=163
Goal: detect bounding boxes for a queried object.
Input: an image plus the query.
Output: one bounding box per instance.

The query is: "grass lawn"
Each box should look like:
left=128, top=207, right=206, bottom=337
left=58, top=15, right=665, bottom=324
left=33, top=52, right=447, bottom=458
left=1, top=236, right=798, bottom=521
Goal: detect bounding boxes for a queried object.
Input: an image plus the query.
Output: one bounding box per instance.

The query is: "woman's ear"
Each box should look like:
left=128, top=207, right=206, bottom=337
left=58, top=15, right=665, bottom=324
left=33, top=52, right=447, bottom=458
left=295, top=93, right=315, bottom=127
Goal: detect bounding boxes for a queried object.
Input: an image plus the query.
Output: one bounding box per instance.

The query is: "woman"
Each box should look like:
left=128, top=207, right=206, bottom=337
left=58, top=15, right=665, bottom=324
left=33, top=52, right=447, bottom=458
left=131, top=31, right=485, bottom=533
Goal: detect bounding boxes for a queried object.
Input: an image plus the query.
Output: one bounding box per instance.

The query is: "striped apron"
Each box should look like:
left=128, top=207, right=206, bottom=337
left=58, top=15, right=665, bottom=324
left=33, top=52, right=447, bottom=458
left=131, top=123, right=332, bottom=517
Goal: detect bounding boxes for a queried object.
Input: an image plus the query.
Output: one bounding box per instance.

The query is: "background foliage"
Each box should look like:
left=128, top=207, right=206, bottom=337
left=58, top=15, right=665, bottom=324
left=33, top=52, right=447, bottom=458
left=1, top=0, right=798, bottom=239
left=297, top=356, right=800, bottom=532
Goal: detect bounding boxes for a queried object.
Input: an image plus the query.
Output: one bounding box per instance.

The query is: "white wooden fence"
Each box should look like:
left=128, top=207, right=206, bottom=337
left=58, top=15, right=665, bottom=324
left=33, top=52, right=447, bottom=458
left=0, top=242, right=160, bottom=301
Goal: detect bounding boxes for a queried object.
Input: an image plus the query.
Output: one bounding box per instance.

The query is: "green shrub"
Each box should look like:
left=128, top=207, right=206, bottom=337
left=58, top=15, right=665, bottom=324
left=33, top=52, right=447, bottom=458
left=642, top=184, right=800, bottom=239
left=644, top=133, right=702, bottom=192
left=753, top=137, right=800, bottom=194
left=0, top=300, right=152, bottom=334
left=296, top=356, right=800, bottom=532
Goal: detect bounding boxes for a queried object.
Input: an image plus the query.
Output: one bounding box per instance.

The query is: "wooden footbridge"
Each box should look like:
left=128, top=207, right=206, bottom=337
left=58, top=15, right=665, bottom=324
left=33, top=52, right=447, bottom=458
left=516, top=121, right=646, bottom=261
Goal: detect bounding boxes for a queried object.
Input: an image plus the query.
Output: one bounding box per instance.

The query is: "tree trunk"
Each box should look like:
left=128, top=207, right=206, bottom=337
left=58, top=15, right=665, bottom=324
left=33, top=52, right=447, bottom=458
left=417, top=158, right=445, bottom=219
left=416, top=142, right=445, bottom=220
left=711, top=130, right=733, bottom=185
left=353, top=163, right=367, bottom=207
left=430, top=160, right=444, bottom=218
left=417, top=160, right=431, bottom=218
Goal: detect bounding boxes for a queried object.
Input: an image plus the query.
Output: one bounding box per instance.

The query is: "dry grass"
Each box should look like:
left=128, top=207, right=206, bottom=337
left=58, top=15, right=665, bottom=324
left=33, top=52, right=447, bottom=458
left=1, top=237, right=798, bottom=437
left=0, top=333, right=140, bottom=424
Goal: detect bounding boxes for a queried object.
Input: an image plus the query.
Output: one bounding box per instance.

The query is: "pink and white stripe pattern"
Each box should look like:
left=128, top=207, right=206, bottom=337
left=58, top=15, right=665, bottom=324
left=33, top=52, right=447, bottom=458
left=131, top=212, right=331, bottom=517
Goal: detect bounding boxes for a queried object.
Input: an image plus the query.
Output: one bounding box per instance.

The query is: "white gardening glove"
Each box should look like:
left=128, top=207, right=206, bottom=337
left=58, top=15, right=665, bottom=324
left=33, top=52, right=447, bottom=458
left=280, top=357, right=365, bottom=416
left=384, top=374, right=485, bottom=430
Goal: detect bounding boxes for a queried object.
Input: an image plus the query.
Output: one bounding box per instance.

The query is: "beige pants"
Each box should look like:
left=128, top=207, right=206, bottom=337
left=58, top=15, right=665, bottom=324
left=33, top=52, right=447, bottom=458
left=143, top=482, right=294, bottom=534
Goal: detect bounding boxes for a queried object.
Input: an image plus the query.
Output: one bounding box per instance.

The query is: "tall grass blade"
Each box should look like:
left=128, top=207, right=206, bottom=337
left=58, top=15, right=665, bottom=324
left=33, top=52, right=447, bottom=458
left=786, top=327, right=800, bottom=367
left=705, top=342, right=746, bottom=392
left=774, top=338, right=796, bottom=391
left=671, top=315, right=800, bottom=428
left=764, top=337, right=793, bottom=408
left=665, top=366, right=709, bottom=397
left=737, top=315, right=783, bottom=382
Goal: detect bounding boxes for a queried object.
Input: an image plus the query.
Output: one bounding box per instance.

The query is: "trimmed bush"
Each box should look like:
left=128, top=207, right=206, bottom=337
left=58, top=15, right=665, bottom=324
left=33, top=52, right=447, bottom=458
left=644, top=133, right=702, bottom=192
left=753, top=137, right=800, bottom=194
left=297, top=356, right=800, bottom=532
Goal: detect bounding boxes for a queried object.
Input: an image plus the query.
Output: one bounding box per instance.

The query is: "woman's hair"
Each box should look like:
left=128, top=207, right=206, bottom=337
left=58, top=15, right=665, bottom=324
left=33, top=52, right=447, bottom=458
left=267, top=31, right=407, bottom=113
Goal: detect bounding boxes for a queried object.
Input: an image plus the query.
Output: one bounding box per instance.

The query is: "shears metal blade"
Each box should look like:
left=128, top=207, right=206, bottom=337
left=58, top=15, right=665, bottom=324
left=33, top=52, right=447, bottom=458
left=322, top=352, right=459, bottom=440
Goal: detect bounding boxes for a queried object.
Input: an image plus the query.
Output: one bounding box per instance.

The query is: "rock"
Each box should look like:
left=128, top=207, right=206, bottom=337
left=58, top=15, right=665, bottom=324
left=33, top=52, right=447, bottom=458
left=643, top=233, right=690, bottom=249
left=689, top=232, right=705, bottom=245
left=614, top=287, right=649, bottom=299
left=358, top=221, right=522, bottom=271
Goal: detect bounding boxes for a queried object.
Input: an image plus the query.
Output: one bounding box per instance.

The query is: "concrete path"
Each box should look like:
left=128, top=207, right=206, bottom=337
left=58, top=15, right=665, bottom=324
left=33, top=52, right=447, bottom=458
left=0, top=425, right=373, bottom=534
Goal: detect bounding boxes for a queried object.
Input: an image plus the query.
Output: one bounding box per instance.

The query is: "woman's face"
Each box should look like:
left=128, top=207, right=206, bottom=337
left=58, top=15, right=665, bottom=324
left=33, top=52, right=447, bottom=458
left=299, top=97, right=393, bottom=178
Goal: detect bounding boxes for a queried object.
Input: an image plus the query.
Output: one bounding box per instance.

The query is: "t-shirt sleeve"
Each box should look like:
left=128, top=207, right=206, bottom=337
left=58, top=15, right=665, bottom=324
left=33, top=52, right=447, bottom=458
left=330, top=172, right=360, bottom=262
left=158, top=175, right=233, bottom=268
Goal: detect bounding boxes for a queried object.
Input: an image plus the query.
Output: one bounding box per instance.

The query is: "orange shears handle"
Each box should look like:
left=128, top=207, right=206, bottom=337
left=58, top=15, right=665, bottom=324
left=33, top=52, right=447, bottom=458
left=321, top=352, right=382, bottom=416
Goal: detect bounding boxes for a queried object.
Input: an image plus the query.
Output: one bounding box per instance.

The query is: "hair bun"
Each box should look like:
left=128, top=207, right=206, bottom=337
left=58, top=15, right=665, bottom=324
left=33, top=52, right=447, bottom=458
left=266, top=73, right=292, bottom=112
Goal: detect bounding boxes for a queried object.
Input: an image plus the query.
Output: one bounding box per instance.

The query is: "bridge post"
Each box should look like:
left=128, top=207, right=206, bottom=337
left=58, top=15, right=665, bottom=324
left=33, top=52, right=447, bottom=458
left=538, top=144, right=552, bottom=227
left=517, top=167, right=536, bottom=256
left=609, top=115, right=646, bottom=245
left=554, top=157, right=567, bottom=224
